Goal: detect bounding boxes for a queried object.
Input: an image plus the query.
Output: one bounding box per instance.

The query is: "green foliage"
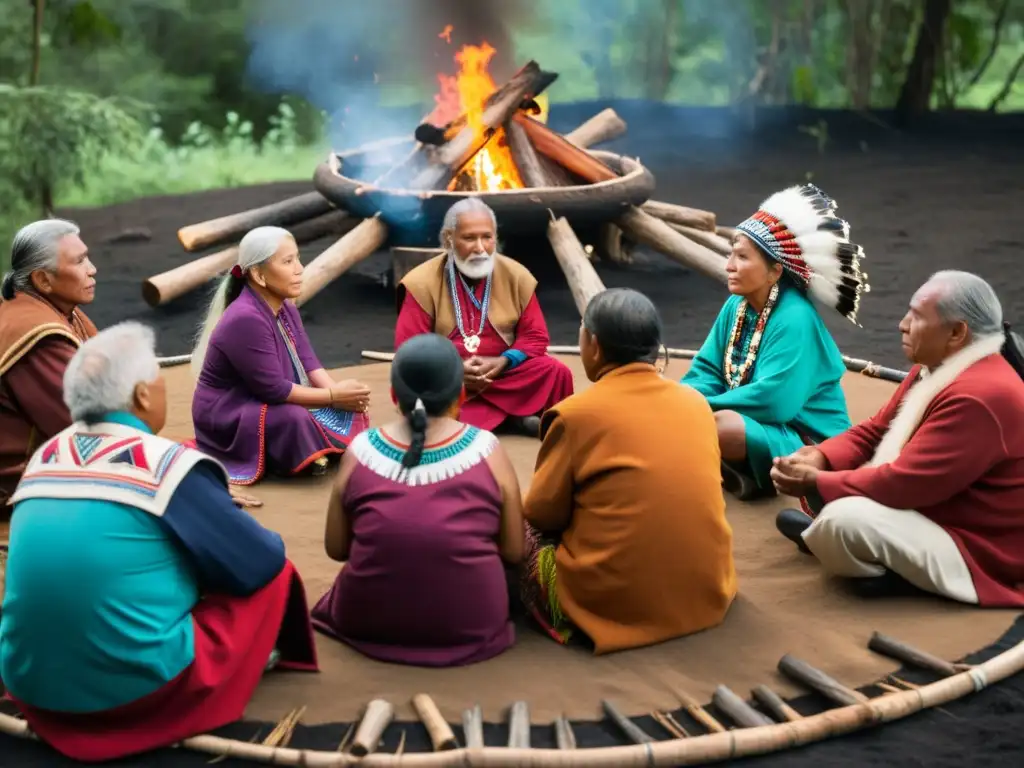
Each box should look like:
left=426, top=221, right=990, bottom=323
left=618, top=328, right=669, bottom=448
left=0, top=84, right=146, bottom=214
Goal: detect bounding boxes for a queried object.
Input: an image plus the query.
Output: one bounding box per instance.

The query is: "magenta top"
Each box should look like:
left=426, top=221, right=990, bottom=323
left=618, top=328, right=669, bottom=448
left=311, top=424, right=515, bottom=666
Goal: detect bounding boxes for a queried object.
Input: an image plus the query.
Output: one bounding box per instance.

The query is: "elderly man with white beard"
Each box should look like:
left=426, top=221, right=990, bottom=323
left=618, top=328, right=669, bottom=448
left=394, top=199, right=574, bottom=436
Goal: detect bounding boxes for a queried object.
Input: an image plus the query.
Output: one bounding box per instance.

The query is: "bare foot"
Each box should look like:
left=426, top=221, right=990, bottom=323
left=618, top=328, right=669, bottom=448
left=229, top=487, right=263, bottom=508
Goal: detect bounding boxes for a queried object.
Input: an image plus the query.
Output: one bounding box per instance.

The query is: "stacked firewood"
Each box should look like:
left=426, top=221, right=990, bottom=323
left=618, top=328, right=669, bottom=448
left=144, top=59, right=736, bottom=317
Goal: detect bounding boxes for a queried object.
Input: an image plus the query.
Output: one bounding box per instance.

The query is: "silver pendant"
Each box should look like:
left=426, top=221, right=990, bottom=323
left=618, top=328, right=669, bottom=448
left=464, top=334, right=481, bottom=354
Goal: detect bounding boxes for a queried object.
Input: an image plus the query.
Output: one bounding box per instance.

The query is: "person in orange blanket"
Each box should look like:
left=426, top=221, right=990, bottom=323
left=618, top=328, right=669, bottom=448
left=394, top=198, right=574, bottom=437
left=772, top=271, right=1024, bottom=603
left=522, top=288, right=736, bottom=652
left=0, top=322, right=318, bottom=763
left=0, top=219, right=98, bottom=509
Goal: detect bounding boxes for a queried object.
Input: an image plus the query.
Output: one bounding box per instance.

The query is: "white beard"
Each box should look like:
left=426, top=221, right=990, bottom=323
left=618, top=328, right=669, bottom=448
left=452, top=250, right=496, bottom=281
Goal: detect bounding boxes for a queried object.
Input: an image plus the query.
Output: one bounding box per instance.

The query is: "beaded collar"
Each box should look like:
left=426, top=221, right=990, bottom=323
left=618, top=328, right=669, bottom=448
left=724, top=281, right=780, bottom=388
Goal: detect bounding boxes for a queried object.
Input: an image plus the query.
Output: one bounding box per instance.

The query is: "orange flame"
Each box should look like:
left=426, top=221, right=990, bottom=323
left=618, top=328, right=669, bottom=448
left=438, top=24, right=453, bottom=44
left=433, top=41, right=526, bottom=192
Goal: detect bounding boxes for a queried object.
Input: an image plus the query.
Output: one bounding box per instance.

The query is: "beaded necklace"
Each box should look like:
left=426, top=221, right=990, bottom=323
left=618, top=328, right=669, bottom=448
left=724, top=281, right=779, bottom=388
left=446, top=256, right=492, bottom=354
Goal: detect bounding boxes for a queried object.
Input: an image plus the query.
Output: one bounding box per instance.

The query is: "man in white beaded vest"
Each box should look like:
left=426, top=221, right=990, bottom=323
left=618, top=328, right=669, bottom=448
left=772, top=271, right=1024, bottom=605
left=0, top=321, right=318, bottom=762
left=394, top=198, right=574, bottom=438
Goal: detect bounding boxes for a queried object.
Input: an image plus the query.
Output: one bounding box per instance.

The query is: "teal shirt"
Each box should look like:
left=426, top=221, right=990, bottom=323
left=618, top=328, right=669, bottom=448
left=682, top=284, right=851, bottom=482
left=0, top=412, right=197, bottom=714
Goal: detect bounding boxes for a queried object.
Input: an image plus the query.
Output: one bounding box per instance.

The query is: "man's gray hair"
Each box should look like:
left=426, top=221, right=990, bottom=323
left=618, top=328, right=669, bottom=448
left=438, top=198, right=497, bottom=247
left=64, top=321, right=160, bottom=422
left=1, top=218, right=80, bottom=301
left=928, top=270, right=1003, bottom=339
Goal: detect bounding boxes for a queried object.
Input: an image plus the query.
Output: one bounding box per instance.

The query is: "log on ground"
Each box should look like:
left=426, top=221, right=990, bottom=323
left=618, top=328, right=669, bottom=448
left=564, top=108, right=628, bottom=148
left=145, top=210, right=356, bottom=307
left=642, top=200, right=717, bottom=232
left=547, top=216, right=607, bottom=316
left=617, top=207, right=728, bottom=285
left=597, top=222, right=633, bottom=265
left=177, top=191, right=334, bottom=252
left=295, top=215, right=389, bottom=307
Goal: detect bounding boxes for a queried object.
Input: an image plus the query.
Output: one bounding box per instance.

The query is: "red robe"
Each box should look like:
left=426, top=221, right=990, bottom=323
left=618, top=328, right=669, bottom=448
left=814, top=346, right=1024, bottom=606
left=395, top=268, right=573, bottom=431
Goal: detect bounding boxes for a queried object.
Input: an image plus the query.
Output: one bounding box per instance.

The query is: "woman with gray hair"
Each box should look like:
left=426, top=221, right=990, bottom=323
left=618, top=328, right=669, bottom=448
left=2, top=320, right=319, bottom=762
left=0, top=218, right=98, bottom=508
left=190, top=226, right=370, bottom=484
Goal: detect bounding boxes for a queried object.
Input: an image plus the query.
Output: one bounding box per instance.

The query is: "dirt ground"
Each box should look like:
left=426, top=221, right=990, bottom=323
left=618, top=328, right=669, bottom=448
left=2, top=106, right=1024, bottom=765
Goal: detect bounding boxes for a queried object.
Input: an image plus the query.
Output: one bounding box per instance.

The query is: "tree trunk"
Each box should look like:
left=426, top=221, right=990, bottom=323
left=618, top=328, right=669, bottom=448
left=843, top=0, right=879, bottom=109
left=31, top=0, right=44, bottom=86
left=895, top=0, right=952, bottom=120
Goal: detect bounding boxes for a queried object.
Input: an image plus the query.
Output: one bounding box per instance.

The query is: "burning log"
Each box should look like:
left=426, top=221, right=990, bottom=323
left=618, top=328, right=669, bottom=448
left=143, top=210, right=356, bottom=307
left=295, top=215, right=389, bottom=307
left=564, top=108, right=628, bottom=148
left=641, top=200, right=717, bottom=232
left=666, top=223, right=732, bottom=256
left=505, top=119, right=572, bottom=188
left=410, top=61, right=549, bottom=190
left=512, top=114, right=619, bottom=184
left=617, top=208, right=728, bottom=285
left=177, top=192, right=334, bottom=252
left=547, top=215, right=606, bottom=316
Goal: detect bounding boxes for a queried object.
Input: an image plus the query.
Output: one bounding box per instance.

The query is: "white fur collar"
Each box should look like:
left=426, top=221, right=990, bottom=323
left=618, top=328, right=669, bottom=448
left=868, top=334, right=1005, bottom=466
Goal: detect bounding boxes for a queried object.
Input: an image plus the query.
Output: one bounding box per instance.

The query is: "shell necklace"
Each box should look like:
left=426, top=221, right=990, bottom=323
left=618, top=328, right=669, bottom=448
left=724, top=281, right=779, bottom=388
left=446, top=256, right=492, bottom=355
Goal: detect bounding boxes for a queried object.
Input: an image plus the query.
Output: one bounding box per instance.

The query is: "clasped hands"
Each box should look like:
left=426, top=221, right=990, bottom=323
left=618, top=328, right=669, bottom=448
left=464, top=355, right=508, bottom=394
left=329, top=379, right=371, bottom=413
left=769, top=445, right=827, bottom=497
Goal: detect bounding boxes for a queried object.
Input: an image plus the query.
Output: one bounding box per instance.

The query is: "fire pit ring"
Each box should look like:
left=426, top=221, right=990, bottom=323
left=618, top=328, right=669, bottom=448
left=313, top=149, right=656, bottom=237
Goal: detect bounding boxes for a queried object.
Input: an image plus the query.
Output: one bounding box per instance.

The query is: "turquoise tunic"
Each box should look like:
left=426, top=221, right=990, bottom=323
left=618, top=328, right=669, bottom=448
left=681, top=284, right=852, bottom=488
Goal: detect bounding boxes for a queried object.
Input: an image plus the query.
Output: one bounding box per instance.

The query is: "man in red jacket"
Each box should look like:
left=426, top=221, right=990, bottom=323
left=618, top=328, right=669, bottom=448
left=771, top=270, right=1024, bottom=603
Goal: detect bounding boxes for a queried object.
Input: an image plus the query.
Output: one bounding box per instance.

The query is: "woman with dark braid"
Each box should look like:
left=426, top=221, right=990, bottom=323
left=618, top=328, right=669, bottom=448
left=312, top=333, right=525, bottom=666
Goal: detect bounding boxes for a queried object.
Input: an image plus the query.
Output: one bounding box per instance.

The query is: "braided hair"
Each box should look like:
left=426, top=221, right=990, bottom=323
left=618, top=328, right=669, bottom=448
left=390, top=334, right=465, bottom=469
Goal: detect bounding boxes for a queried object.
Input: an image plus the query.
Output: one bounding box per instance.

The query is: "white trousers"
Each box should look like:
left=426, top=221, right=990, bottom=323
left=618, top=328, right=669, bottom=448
left=802, top=496, right=979, bottom=604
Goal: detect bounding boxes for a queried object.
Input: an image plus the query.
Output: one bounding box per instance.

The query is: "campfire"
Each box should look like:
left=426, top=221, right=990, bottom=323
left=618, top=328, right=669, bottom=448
left=145, top=41, right=735, bottom=319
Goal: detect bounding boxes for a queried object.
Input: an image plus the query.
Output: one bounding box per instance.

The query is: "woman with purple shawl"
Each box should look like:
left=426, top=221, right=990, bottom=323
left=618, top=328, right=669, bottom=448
left=191, top=227, right=370, bottom=485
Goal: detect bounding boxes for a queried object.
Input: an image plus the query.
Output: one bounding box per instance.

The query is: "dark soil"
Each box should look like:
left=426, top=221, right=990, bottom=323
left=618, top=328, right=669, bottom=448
left=2, top=104, right=1024, bottom=765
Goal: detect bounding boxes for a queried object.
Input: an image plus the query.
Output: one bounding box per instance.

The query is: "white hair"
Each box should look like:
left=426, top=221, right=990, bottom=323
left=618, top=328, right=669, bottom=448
left=64, top=321, right=160, bottom=423
left=927, top=270, right=1003, bottom=339
left=438, top=198, right=497, bottom=248
left=190, top=226, right=295, bottom=378
left=2, top=219, right=81, bottom=301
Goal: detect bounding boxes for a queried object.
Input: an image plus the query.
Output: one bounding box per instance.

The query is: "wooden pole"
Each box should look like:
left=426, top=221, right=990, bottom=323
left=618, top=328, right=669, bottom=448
left=711, top=686, right=774, bottom=728
left=546, top=216, right=607, bottom=317
left=461, top=705, right=484, bottom=749
left=778, top=655, right=871, bottom=708
left=564, top=108, right=628, bottom=148
left=616, top=207, right=728, bottom=285
left=507, top=701, right=530, bottom=748
left=666, top=223, right=732, bottom=256
left=295, top=215, right=389, bottom=307
left=349, top=699, right=394, bottom=756
left=678, top=691, right=727, bottom=733
left=554, top=717, right=576, bottom=750
left=597, top=222, right=633, bottom=265
left=143, top=210, right=356, bottom=307
left=867, top=632, right=960, bottom=678
left=751, top=685, right=802, bottom=723
left=411, top=694, right=457, bottom=751
left=641, top=200, right=717, bottom=232
left=602, top=700, right=654, bottom=744
left=177, top=192, right=334, bottom=252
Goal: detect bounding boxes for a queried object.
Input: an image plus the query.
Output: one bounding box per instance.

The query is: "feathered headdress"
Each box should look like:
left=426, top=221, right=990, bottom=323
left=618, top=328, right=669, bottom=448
left=736, top=183, right=869, bottom=324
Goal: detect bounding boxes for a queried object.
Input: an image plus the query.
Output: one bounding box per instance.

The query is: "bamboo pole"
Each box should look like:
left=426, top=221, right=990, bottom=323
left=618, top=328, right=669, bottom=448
left=507, top=701, right=530, bottom=749
left=751, top=685, right=802, bottom=723
left=461, top=705, right=484, bottom=749
left=778, top=655, right=871, bottom=707
left=4, top=637, right=1024, bottom=765
left=546, top=215, right=607, bottom=317
left=295, top=215, right=389, bottom=307
left=867, top=632, right=960, bottom=677
left=350, top=700, right=394, bottom=756
left=711, top=686, right=774, bottom=728
left=411, top=694, right=457, bottom=751
left=677, top=691, right=726, bottom=734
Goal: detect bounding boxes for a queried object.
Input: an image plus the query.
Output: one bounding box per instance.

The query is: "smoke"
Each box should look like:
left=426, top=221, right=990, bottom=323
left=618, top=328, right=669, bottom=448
left=244, top=0, right=540, bottom=148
